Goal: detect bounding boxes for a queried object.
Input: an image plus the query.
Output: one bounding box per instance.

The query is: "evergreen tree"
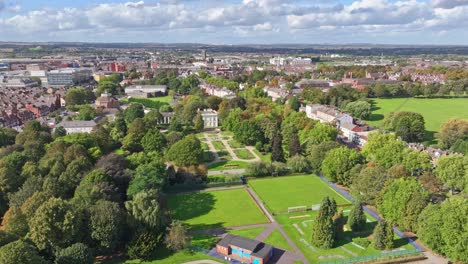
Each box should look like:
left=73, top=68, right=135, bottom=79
left=194, top=113, right=204, bottom=132
left=288, top=133, right=302, bottom=157
left=373, top=219, right=394, bottom=250
left=311, top=197, right=337, bottom=248
left=347, top=200, right=366, bottom=231
left=271, top=133, right=285, bottom=163
left=333, top=210, right=345, bottom=240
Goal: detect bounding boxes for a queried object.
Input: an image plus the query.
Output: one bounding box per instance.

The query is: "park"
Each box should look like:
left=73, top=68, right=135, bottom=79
left=162, top=175, right=418, bottom=263
left=365, top=98, right=468, bottom=143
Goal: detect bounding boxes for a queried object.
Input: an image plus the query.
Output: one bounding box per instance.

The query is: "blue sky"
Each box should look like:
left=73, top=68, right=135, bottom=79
left=0, top=0, right=467, bottom=44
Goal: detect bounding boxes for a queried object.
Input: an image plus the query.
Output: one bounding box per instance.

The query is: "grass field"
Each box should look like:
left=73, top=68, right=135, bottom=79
left=168, top=189, right=267, bottom=230
left=121, top=96, right=173, bottom=109
left=229, top=226, right=267, bottom=239
left=207, top=160, right=249, bottom=171
left=264, top=230, right=293, bottom=251
left=212, top=141, right=226, bottom=151
left=125, top=248, right=225, bottom=264
left=366, top=98, right=468, bottom=143
left=253, top=149, right=271, bottom=163
left=249, top=175, right=350, bottom=213
left=228, top=140, right=245, bottom=149
left=234, top=149, right=255, bottom=160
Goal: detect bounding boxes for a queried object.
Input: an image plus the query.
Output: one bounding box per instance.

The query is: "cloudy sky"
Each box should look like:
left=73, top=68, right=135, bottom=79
left=0, top=0, right=467, bottom=44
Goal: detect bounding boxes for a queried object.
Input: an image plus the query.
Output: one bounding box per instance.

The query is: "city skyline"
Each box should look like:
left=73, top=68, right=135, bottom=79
left=0, top=0, right=467, bottom=45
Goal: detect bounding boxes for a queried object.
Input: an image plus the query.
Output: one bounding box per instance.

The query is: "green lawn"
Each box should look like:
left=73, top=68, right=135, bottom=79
left=249, top=175, right=350, bottom=213
left=366, top=98, right=468, bottom=143
left=229, top=226, right=267, bottom=239
left=121, top=96, right=173, bottom=109
left=275, top=211, right=413, bottom=263
left=264, top=230, right=293, bottom=251
left=252, top=149, right=271, bottom=163
left=212, top=141, right=226, bottom=151
left=125, top=248, right=224, bottom=264
left=207, top=160, right=249, bottom=171
left=228, top=140, right=245, bottom=149
left=114, top=148, right=125, bottom=155
left=234, top=149, right=255, bottom=160
left=168, top=189, right=268, bottom=230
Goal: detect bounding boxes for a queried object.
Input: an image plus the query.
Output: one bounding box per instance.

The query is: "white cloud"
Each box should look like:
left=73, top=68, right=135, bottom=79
left=0, top=0, right=466, bottom=44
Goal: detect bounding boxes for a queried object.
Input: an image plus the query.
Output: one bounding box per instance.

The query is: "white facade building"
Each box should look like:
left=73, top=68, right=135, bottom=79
left=57, top=120, right=96, bottom=134
left=200, top=109, right=219, bottom=127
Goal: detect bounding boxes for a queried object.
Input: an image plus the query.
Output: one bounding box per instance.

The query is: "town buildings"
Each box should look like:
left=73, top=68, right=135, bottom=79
left=57, top=120, right=96, bottom=134
left=124, top=85, right=168, bottom=98
left=95, top=93, right=120, bottom=109
left=47, top=68, right=92, bottom=86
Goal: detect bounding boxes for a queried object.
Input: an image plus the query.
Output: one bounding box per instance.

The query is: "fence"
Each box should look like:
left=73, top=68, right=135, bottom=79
left=321, top=249, right=423, bottom=264
left=318, top=174, right=424, bottom=252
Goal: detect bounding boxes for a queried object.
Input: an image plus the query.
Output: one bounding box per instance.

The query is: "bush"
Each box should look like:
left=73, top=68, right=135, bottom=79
left=352, top=237, right=371, bottom=248
left=246, top=161, right=271, bottom=177
left=272, top=162, right=290, bottom=176
left=55, top=243, right=93, bottom=264
left=127, top=232, right=162, bottom=260
left=287, top=155, right=310, bottom=173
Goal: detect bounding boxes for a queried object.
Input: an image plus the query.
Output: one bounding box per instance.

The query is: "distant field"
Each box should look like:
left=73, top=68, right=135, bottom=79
left=366, top=98, right=468, bottom=143
left=249, top=175, right=350, bottom=213
left=168, top=189, right=267, bottom=230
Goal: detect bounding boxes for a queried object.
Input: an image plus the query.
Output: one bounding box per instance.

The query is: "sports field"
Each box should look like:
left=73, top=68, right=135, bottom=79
left=168, top=189, right=268, bottom=230
left=249, top=175, right=350, bottom=213
left=366, top=98, right=468, bottom=142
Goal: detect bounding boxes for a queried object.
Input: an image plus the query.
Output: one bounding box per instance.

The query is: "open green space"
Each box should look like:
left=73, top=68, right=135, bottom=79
left=365, top=98, right=468, bottom=143
left=212, top=141, right=226, bottom=151
left=275, top=211, right=413, bottom=263
left=249, top=175, right=350, bottom=213
left=228, top=226, right=267, bottom=239
left=121, top=96, right=173, bottom=109
left=264, top=230, right=293, bottom=251
left=125, top=248, right=225, bottom=264
left=234, top=149, right=255, bottom=160
left=168, top=189, right=268, bottom=230
left=207, top=160, right=249, bottom=171
left=228, top=140, right=245, bottom=149
left=252, top=149, right=271, bottom=163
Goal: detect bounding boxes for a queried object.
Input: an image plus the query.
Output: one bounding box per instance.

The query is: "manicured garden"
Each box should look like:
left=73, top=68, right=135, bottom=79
left=234, top=149, right=255, bottom=160
left=212, top=141, right=227, bottom=151
left=207, top=160, right=249, bottom=171
left=121, top=96, right=173, bottom=109
left=365, top=98, right=468, bottom=142
left=249, top=175, right=350, bottom=213
left=167, top=189, right=268, bottom=230
left=228, top=140, right=245, bottom=149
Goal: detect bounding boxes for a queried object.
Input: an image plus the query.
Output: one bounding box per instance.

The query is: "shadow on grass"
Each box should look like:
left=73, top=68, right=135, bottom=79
left=424, top=130, right=437, bottom=145
left=366, top=113, right=385, bottom=122
left=169, top=192, right=216, bottom=222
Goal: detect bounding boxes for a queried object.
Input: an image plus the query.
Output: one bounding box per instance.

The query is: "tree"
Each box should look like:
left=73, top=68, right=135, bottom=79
left=300, top=122, right=337, bottom=145
left=127, top=161, right=167, bottom=198
left=402, top=149, right=432, bottom=176
left=194, top=112, right=204, bottom=132
left=435, top=154, right=467, bottom=192
left=321, top=146, right=362, bottom=186
left=0, top=127, right=17, bottom=148
left=287, top=155, right=310, bottom=173
left=378, top=178, right=429, bottom=231
left=125, top=189, right=168, bottom=232
left=345, top=101, right=371, bottom=119
left=333, top=210, right=345, bottom=240
left=141, top=129, right=167, bottom=153
left=311, top=197, right=337, bottom=249
left=383, top=112, right=425, bottom=142
left=306, top=141, right=340, bottom=172
left=362, top=132, right=406, bottom=169
left=347, top=200, right=366, bottom=231
left=373, top=220, right=394, bottom=250
left=74, top=105, right=97, bottom=121
left=271, top=133, right=285, bottom=163
left=288, top=96, right=301, bottom=111
left=0, top=240, right=47, bottom=264
left=165, top=220, right=190, bottom=251
left=418, top=198, right=468, bottom=263
left=351, top=165, right=391, bottom=205
left=165, top=135, right=203, bottom=167
left=124, top=103, right=144, bottom=124
left=206, top=96, right=222, bottom=111
left=246, top=161, right=272, bottom=177
left=29, top=198, right=83, bottom=251
left=288, top=133, right=302, bottom=157
left=110, top=112, right=127, bottom=142
left=65, top=87, right=95, bottom=106
left=122, top=118, right=147, bottom=153
left=89, top=200, right=125, bottom=253
left=436, top=118, right=468, bottom=149
left=55, top=243, right=93, bottom=264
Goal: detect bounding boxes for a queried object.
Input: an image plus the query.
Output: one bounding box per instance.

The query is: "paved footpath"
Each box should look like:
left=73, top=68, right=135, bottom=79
left=183, top=260, right=223, bottom=264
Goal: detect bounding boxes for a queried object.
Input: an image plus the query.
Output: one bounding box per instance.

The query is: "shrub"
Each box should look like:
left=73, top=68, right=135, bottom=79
left=353, top=237, right=371, bottom=248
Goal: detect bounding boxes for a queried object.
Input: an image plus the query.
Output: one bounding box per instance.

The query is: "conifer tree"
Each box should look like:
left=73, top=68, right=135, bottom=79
left=194, top=113, right=204, bottom=132
left=385, top=221, right=395, bottom=249
left=373, top=219, right=388, bottom=249
left=289, top=133, right=302, bottom=157
left=271, top=133, right=285, bottom=162
left=348, top=200, right=366, bottom=231
left=311, top=197, right=337, bottom=248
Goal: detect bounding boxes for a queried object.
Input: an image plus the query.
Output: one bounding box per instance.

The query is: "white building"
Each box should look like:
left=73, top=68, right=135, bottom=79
left=57, top=120, right=96, bottom=134
left=305, top=104, right=353, bottom=125
left=291, top=57, right=312, bottom=66
left=200, top=109, right=219, bottom=127
left=47, top=68, right=92, bottom=86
